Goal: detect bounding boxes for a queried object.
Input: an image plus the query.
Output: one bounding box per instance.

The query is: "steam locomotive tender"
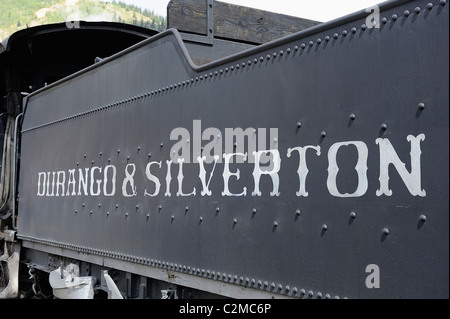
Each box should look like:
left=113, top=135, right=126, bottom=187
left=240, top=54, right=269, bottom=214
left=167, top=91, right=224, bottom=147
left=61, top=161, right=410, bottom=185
left=1, top=0, right=448, bottom=299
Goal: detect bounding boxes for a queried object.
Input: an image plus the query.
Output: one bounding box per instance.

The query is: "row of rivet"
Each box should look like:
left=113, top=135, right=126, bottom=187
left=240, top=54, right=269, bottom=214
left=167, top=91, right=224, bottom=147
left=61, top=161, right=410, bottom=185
left=73, top=205, right=428, bottom=236
left=22, top=2, right=441, bottom=134
left=75, top=98, right=425, bottom=166
left=18, top=234, right=339, bottom=298
left=75, top=98, right=425, bottom=165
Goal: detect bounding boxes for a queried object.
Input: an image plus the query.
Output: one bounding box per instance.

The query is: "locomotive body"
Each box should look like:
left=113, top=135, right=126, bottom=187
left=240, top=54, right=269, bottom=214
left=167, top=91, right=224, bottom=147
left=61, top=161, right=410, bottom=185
left=1, top=0, right=448, bottom=299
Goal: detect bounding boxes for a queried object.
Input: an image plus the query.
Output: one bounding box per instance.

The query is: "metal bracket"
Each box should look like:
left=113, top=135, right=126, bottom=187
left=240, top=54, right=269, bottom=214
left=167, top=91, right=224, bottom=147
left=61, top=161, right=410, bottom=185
left=206, top=0, right=214, bottom=38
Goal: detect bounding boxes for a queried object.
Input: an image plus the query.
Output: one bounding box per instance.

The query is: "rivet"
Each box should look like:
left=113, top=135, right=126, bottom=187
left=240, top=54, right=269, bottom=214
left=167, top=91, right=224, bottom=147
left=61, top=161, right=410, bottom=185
left=404, top=10, right=410, bottom=17
left=342, top=30, right=348, bottom=36
left=300, top=288, right=306, bottom=296
left=296, top=121, right=302, bottom=128
left=381, top=17, right=388, bottom=24
left=350, top=211, right=357, bottom=219
left=125, top=212, right=128, bottom=218
left=99, top=152, right=102, bottom=156
left=273, top=221, right=278, bottom=228
left=333, top=33, right=339, bottom=39
left=427, top=3, right=434, bottom=10
left=381, top=123, right=388, bottom=130
left=199, top=217, right=203, bottom=222
left=117, top=149, right=120, bottom=153
left=252, top=208, right=257, bottom=214
left=158, top=205, right=162, bottom=210
left=308, top=40, right=314, bottom=47
left=308, top=290, right=314, bottom=298
left=361, top=23, right=367, bottom=30
left=216, top=207, right=220, bottom=213
left=321, top=131, right=327, bottom=137
left=233, top=218, right=238, bottom=224
left=440, top=0, right=446, bottom=6
left=419, top=214, right=427, bottom=222
left=392, top=14, right=398, bottom=20
left=418, top=102, right=426, bottom=110
left=382, top=227, right=390, bottom=235
left=349, top=113, right=356, bottom=120
left=266, top=54, right=271, bottom=60
left=279, top=50, right=284, bottom=55
left=317, top=292, right=323, bottom=299
left=316, top=38, right=321, bottom=44
left=185, top=206, right=189, bottom=212
left=294, top=45, right=299, bottom=51
left=322, top=224, right=328, bottom=231
left=286, top=48, right=291, bottom=54
left=295, top=209, right=301, bottom=216
left=351, top=27, right=357, bottom=33
left=325, top=35, right=330, bottom=41
left=414, top=7, right=421, bottom=13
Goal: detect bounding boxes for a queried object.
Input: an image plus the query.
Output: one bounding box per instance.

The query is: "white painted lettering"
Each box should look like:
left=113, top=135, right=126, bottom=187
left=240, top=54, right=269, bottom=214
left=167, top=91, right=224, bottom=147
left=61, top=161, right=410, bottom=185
left=327, top=141, right=369, bottom=197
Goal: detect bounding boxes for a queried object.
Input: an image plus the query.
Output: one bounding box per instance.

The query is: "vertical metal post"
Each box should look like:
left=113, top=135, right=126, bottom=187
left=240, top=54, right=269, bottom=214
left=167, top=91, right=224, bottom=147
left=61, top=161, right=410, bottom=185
left=206, top=0, right=214, bottom=38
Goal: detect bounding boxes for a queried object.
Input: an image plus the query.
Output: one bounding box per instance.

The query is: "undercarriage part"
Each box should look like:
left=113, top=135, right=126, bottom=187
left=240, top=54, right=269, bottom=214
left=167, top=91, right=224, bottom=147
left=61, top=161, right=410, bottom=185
left=0, top=240, right=20, bottom=298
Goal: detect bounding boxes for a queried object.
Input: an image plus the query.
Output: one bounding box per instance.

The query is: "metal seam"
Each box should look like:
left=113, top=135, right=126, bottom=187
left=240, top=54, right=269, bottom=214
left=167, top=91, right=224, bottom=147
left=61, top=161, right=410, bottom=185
left=17, top=233, right=341, bottom=299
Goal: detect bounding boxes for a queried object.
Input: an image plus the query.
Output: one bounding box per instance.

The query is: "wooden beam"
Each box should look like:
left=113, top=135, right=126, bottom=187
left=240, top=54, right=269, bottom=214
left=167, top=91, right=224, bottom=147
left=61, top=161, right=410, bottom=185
left=167, top=0, right=320, bottom=44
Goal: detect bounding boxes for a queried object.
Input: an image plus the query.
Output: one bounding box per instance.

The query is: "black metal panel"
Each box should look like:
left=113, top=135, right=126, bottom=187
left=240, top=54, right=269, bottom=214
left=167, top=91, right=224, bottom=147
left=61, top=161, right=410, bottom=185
left=18, top=0, right=448, bottom=298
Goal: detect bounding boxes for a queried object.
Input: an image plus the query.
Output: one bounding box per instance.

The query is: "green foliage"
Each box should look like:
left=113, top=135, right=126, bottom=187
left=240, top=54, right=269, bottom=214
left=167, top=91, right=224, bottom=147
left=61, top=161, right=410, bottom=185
left=0, top=0, right=166, bottom=42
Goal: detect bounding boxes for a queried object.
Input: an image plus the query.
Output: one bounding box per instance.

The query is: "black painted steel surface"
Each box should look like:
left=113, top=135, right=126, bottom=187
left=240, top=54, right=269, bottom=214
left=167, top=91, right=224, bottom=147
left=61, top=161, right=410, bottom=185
left=17, top=0, right=448, bottom=298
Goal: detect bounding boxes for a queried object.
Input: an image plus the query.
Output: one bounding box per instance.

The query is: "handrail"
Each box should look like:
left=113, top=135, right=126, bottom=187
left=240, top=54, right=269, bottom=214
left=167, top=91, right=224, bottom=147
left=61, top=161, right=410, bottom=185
left=12, top=113, right=22, bottom=230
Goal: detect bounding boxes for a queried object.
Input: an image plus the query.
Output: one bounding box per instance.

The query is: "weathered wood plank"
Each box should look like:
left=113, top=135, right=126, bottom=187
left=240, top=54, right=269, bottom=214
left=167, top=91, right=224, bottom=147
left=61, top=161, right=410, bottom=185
left=167, top=0, right=320, bottom=44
